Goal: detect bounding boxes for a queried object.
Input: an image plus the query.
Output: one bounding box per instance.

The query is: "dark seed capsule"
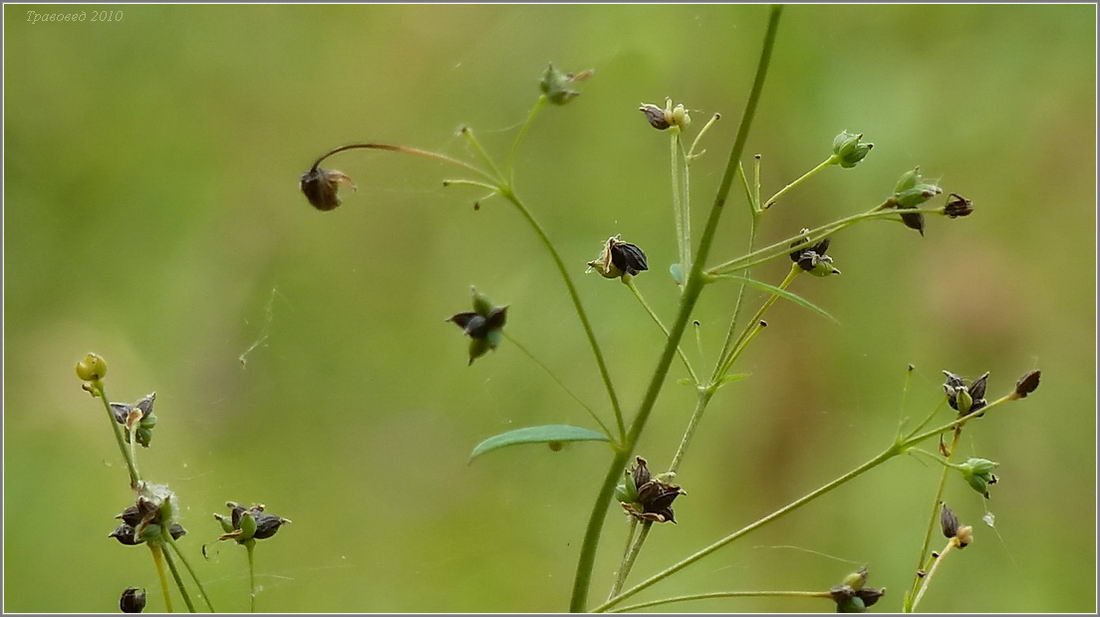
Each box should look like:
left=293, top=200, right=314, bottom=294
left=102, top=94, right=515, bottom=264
left=120, top=587, right=147, bottom=613
left=1015, top=369, right=1041, bottom=398
left=940, top=503, right=959, bottom=539
left=548, top=441, right=564, bottom=452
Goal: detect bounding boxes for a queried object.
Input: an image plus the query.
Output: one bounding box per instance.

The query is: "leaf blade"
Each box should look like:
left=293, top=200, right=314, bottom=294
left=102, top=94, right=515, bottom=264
left=468, top=424, right=611, bottom=463
left=715, top=274, right=838, bottom=323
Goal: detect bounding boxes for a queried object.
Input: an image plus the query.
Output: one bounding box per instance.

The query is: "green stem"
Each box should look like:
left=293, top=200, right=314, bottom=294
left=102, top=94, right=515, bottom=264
left=461, top=128, right=507, bottom=184
left=508, top=94, right=548, bottom=177
left=623, top=277, right=699, bottom=384
left=502, top=190, right=625, bottom=441
left=246, top=541, right=257, bottom=613
left=670, top=128, right=689, bottom=271
left=568, top=6, right=783, bottom=611
left=894, top=365, right=915, bottom=440
left=905, top=399, right=948, bottom=441
left=94, top=381, right=140, bottom=487
left=763, top=154, right=838, bottom=209
left=687, top=113, right=722, bottom=160
left=161, top=541, right=197, bottom=613
left=707, top=205, right=945, bottom=275
left=910, top=538, right=956, bottom=612
left=667, top=389, right=715, bottom=475
left=593, top=445, right=897, bottom=612
left=150, top=544, right=175, bottom=613
left=907, top=447, right=960, bottom=470
left=596, top=394, right=1013, bottom=612
left=904, top=427, right=962, bottom=611
left=166, top=535, right=217, bottom=612
left=310, top=143, right=494, bottom=183
left=503, top=331, right=613, bottom=438
left=607, top=589, right=832, bottom=613
left=442, top=178, right=499, bottom=192
left=608, top=521, right=652, bottom=600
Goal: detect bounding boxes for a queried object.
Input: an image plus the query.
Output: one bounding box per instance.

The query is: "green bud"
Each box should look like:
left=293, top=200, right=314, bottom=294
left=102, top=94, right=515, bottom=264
left=832, top=130, right=873, bottom=168
left=837, top=595, right=866, bottom=613
left=214, top=513, right=235, bottom=534
left=615, top=469, right=639, bottom=504
left=238, top=511, right=257, bottom=542
left=471, top=287, right=493, bottom=317
left=75, top=352, right=107, bottom=382
left=139, top=523, right=163, bottom=543
left=893, top=167, right=942, bottom=209
left=539, top=64, right=590, bottom=105
left=958, top=458, right=999, bottom=498
left=842, top=567, right=868, bottom=590
left=954, top=387, right=973, bottom=415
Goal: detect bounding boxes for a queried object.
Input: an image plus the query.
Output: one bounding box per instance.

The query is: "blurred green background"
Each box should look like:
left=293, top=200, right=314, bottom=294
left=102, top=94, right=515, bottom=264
left=4, top=4, right=1095, bottom=613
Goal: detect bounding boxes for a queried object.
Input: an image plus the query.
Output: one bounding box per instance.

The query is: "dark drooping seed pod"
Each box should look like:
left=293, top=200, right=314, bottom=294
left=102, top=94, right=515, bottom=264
left=789, top=229, right=840, bottom=276
left=448, top=287, right=509, bottom=365
left=300, top=167, right=356, bottom=211
left=943, top=193, right=974, bottom=218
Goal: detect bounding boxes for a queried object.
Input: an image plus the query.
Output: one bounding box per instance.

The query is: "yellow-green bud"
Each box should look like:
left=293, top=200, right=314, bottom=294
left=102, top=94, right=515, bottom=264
left=832, top=130, right=873, bottom=168
left=238, top=511, right=257, bottom=542
left=76, top=353, right=107, bottom=381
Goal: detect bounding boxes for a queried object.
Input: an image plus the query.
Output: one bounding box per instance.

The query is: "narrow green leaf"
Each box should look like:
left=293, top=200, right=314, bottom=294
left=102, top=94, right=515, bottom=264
left=468, top=424, right=610, bottom=463
left=718, top=372, right=752, bottom=385
left=716, top=274, right=838, bottom=323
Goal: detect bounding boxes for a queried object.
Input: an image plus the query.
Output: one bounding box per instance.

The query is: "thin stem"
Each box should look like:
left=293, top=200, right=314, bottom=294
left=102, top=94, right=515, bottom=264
left=150, top=544, right=175, bottom=613
left=503, top=331, right=613, bottom=438
left=607, top=590, right=832, bottom=613
left=707, top=205, right=944, bottom=275
left=310, top=143, right=493, bottom=183
left=763, top=154, right=838, bottom=209
left=894, top=365, right=915, bottom=440
left=167, top=535, right=217, bottom=612
left=905, top=398, right=948, bottom=441
left=461, top=128, right=507, bottom=184
left=910, top=538, right=957, bottom=611
left=714, top=264, right=800, bottom=379
left=94, top=381, right=140, bottom=487
left=907, top=447, right=960, bottom=470
left=161, top=541, right=197, bottom=613
left=737, top=162, right=759, bottom=215
left=597, top=393, right=1015, bottom=611
left=670, top=128, right=689, bottom=271
left=687, top=113, right=722, bottom=160
left=904, top=427, right=962, bottom=611
left=569, top=7, right=783, bottom=609
left=593, top=444, right=896, bottom=612
left=246, top=541, right=257, bottom=613
left=508, top=94, right=548, bottom=177
left=608, top=521, right=652, bottom=601
left=623, top=277, right=700, bottom=384
left=753, top=154, right=762, bottom=208
left=678, top=133, right=692, bottom=275
left=667, top=389, right=715, bottom=475
left=502, top=190, right=625, bottom=441
left=442, top=178, right=499, bottom=192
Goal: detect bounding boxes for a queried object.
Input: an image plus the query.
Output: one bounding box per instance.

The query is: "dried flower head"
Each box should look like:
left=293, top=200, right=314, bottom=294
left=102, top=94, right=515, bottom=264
left=586, top=235, right=649, bottom=279
left=1012, top=369, right=1041, bottom=399
left=448, top=287, right=508, bottom=365
left=789, top=229, right=840, bottom=276
left=943, top=193, right=974, bottom=218
left=300, top=167, right=356, bottom=211
left=110, top=392, right=158, bottom=448
left=216, top=501, right=291, bottom=544
left=617, top=457, right=685, bottom=523
left=830, top=567, right=885, bottom=613
left=942, top=370, right=989, bottom=416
